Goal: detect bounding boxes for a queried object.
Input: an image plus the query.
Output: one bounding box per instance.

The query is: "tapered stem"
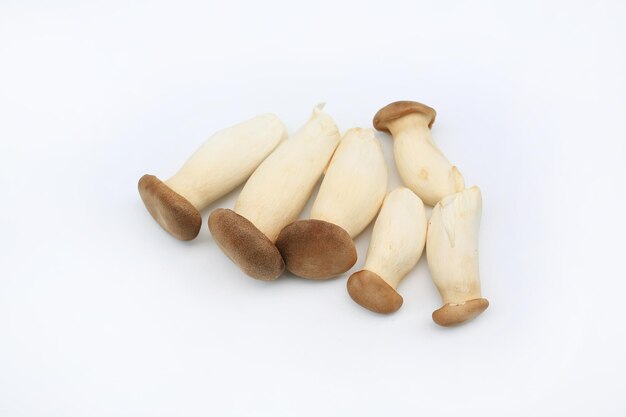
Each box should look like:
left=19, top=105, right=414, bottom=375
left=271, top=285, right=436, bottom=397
left=386, top=113, right=464, bottom=206
left=427, top=186, right=483, bottom=304
left=310, top=128, right=387, bottom=237
left=364, top=187, right=427, bottom=289
left=165, top=113, right=286, bottom=208
left=235, top=105, right=340, bottom=242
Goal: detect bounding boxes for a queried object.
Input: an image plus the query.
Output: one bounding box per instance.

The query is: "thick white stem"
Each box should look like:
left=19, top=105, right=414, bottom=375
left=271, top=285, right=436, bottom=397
left=165, top=113, right=287, bottom=208
left=388, top=113, right=464, bottom=206
left=310, top=128, right=387, bottom=237
left=235, top=105, right=340, bottom=242
left=427, top=186, right=483, bottom=304
left=364, top=187, right=427, bottom=289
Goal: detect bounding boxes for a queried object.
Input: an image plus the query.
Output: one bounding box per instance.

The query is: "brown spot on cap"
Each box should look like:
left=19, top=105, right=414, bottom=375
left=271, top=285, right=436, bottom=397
left=208, top=208, right=285, bottom=281
left=275, top=220, right=357, bottom=280
left=432, top=298, right=489, bottom=327
left=373, top=101, right=437, bottom=132
left=347, top=270, right=403, bottom=314
left=138, top=174, right=202, bottom=241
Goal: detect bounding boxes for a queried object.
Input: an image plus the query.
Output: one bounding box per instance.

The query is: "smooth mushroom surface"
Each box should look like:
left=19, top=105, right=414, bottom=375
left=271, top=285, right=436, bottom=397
left=426, top=186, right=489, bottom=326
left=347, top=187, right=427, bottom=314
left=209, top=104, right=341, bottom=280
left=276, top=128, right=387, bottom=279
left=139, top=113, right=287, bottom=240
left=373, top=100, right=465, bottom=206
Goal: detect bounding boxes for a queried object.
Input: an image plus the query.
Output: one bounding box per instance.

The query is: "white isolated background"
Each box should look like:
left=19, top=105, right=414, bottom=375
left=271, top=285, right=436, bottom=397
left=1, top=0, right=625, bottom=416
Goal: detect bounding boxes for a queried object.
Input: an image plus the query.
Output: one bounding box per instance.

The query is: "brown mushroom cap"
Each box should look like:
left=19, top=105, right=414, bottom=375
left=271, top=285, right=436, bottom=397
left=346, top=270, right=403, bottom=314
left=208, top=208, right=285, bottom=281
left=432, top=298, right=489, bottom=327
left=275, top=219, right=357, bottom=280
left=373, top=101, right=437, bottom=132
left=138, top=174, right=202, bottom=241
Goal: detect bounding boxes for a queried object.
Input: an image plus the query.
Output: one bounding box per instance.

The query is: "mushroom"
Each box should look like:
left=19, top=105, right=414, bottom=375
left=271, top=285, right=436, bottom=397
left=347, top=187, right=427, bottom=314
left=427, top=186, right=489, bottom=326
left=275, top=128, right=388, bottom=279
left=138, top=113, right=287, bottom=240
left=208, top=104, right=341, bottom=280
left=373, top=101, right=465, bottom=206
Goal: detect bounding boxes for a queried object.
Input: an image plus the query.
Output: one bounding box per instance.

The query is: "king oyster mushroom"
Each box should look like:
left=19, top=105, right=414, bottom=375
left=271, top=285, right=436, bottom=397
left=373, top=101, right=465, bottom=206
left=275, top=127, right=388, bottom=279
left=427, top=186, right=489, bottom=326
left=347, top=187, right=427, bottom=314
left=138, top=113, right=287, bottom=240
left=208, top=104, right=341, bottom=280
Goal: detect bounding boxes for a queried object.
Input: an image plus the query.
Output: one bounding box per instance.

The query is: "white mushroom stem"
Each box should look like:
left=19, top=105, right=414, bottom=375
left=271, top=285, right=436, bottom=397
left=310, top=128, right=387, bottom=237
left=387, top=113, right=464, bottom=206
left=364, top=187, right=427, bottom=289
left=165, top=113, right=287, bottom=209
left=427, top=186, right=483, bottom=304
left=235, top=104, right=340, bottom=242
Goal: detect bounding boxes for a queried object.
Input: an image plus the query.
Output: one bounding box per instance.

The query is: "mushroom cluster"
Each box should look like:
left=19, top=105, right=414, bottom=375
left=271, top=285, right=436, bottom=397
left=138, top=101, right=489, bottom=328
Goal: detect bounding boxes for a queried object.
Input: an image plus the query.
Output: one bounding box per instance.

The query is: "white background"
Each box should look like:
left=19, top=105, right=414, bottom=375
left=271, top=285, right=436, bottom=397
left=1, top=1, right=625, bottom=416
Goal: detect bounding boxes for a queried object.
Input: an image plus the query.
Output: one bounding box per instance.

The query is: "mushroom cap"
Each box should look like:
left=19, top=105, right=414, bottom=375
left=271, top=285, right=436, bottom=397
left=373, top=101, right=437, bottom=132
left=346, top=269, right=403, bottom=314
left=275, top=219, right=357, bottom=280
left=432, top=298, right=489, bottom=327
left=138, top=174, right=202, bottom=241
left=208, top=208, right=285, bottom=281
